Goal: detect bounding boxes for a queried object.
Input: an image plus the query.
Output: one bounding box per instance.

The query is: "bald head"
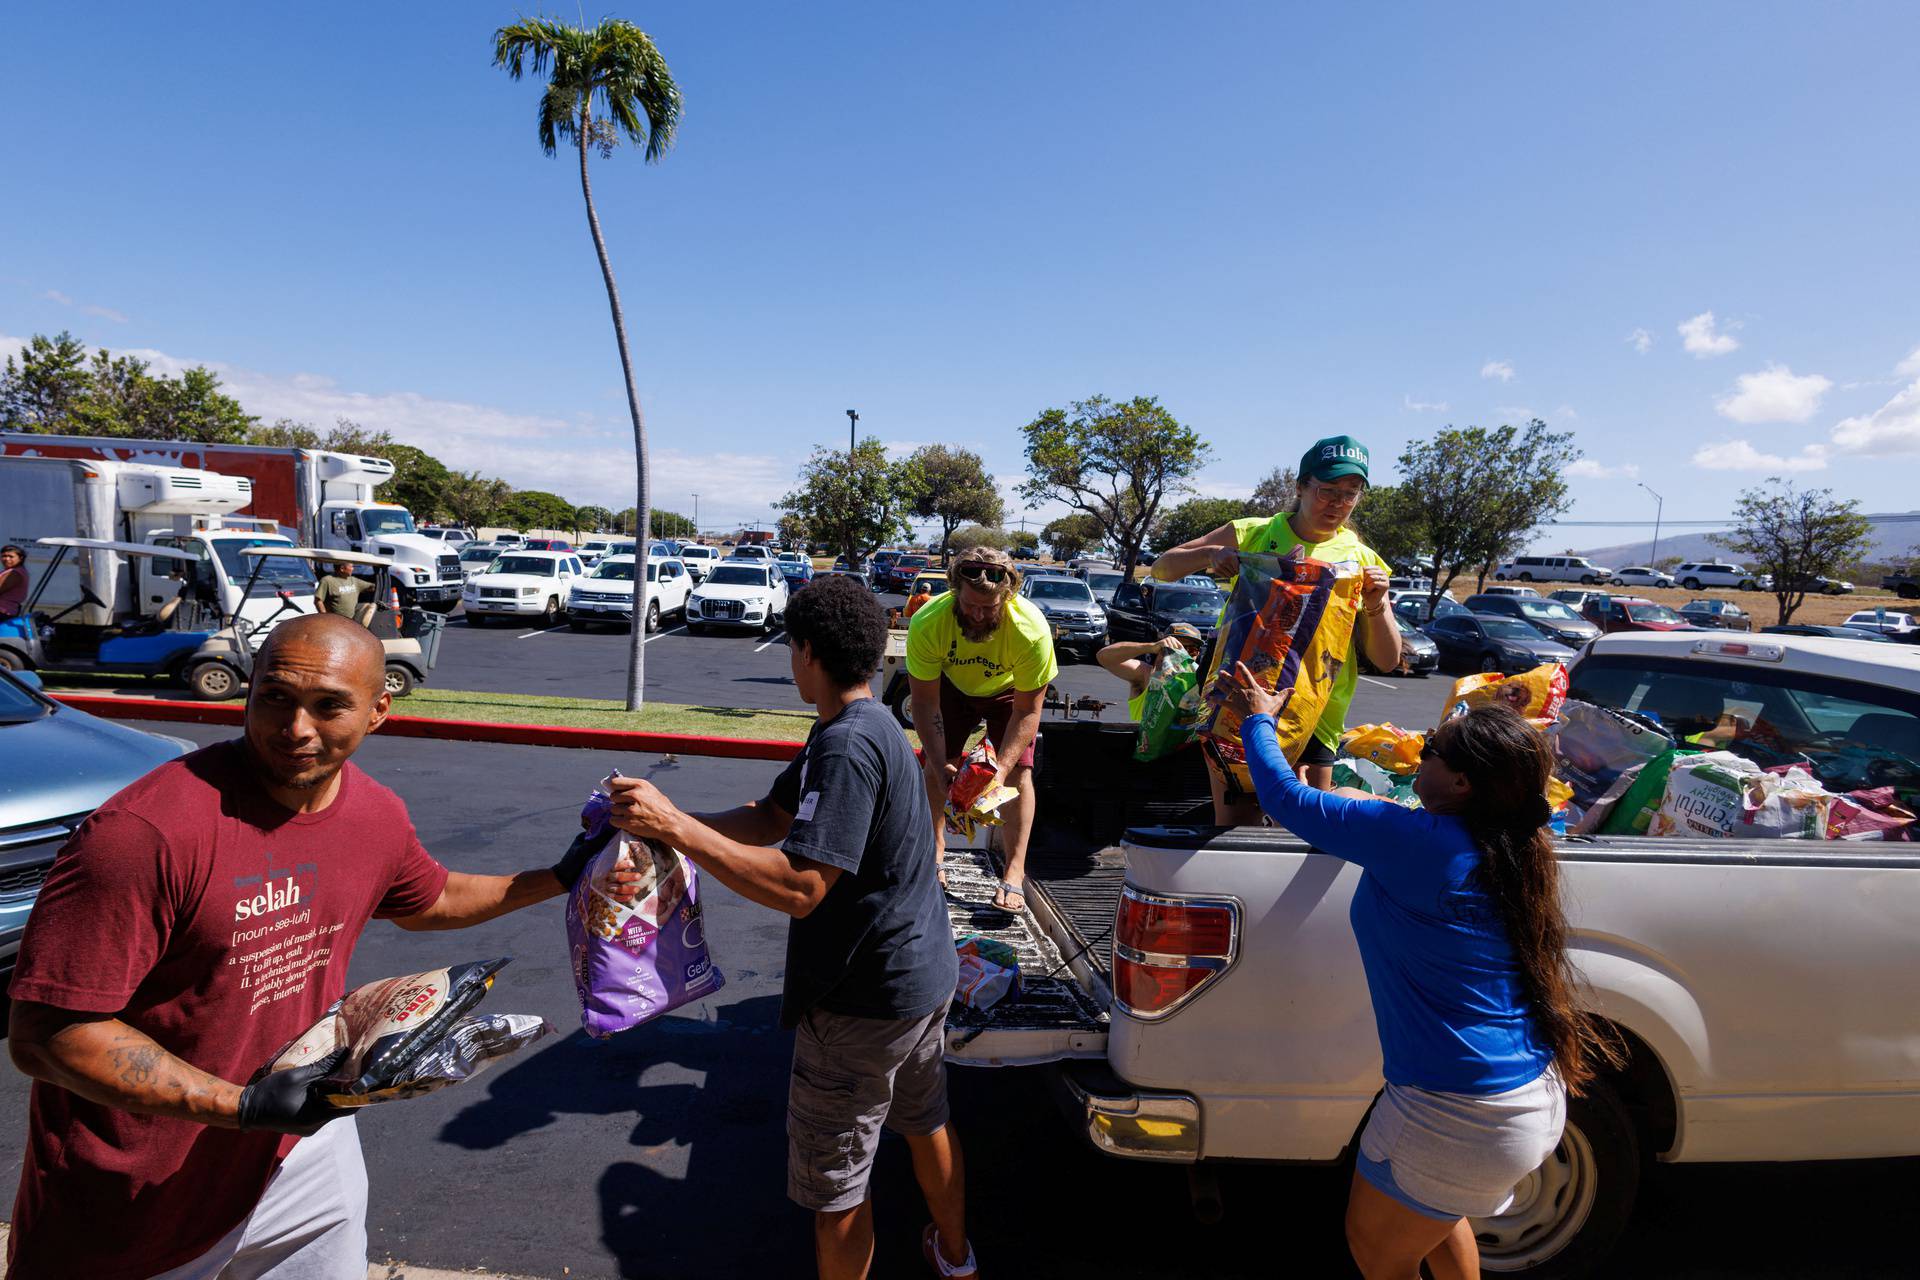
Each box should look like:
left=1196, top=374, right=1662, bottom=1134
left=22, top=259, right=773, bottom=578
left=256, top=612, right=386, bottom=696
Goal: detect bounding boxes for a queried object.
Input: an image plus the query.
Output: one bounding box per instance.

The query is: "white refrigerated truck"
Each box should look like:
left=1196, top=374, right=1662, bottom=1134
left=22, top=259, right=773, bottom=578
left=0, top=433, right=462, bottom=610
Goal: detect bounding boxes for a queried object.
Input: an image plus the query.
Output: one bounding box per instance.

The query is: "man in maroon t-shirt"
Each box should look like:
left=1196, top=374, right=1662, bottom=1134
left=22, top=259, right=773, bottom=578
left=5, top=615, right=629, bottom=1280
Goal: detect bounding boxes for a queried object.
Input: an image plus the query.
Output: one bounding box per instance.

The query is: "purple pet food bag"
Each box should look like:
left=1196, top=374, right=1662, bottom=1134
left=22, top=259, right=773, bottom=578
left=567, top=779, right=726, bottom=1038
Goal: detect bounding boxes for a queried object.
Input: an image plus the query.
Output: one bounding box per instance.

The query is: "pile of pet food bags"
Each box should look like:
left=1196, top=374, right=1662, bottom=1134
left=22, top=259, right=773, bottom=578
left=1332, top=663, right=1917, bottom=843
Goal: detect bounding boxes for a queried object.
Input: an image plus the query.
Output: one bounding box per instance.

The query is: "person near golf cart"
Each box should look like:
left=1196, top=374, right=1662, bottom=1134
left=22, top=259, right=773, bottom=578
left=314, top=561, right=370, bottom=619
left=0, top=539, right=221, bottom=685
left=0, top=545, right=28, bottom=619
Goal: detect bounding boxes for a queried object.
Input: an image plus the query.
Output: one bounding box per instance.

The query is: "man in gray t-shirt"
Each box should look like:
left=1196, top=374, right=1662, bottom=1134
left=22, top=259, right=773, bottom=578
left=611, top=574, right=974, bottom=1279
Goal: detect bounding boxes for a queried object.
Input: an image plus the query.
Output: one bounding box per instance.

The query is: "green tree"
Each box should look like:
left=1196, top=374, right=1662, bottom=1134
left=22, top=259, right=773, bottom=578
left=1009, top=528, right=1039, bottom=553
left=650, top=508, right=695, bottom=538
left=901, top=445, right=1003, bottom=567
left=1350, top=483, right=1427, bottom=569
left=147, top=365, right=255, bottom=442
left=1153, top=496, right=1252, bottom=553
left=775, top=512, right=810, bottom=548
left=64, top=349, right=160, bottom=437
left=0, top=332, right=91, bottom=429
left=573, top=504, right=615, bottom=533
left=1713, top=480, right=1875, bottom=625
left=507, top=489, right=577, bottom=533
left=1396, top=420, right=1580, bottom=607
left=1019, top=394, right=1210, bottom=579
left=249, top=418, right=325, bottom=448
left=1249, top=465, right=1298, bottom=514
left=440, top=471, right=515, bottom=530
left=375, top=443, right=451, bottom=521
left=1042, top=513, right=1104, bottom=561
left=495, top=15, right=682, bottom=711
left=779, top=438, right=910, bottom=569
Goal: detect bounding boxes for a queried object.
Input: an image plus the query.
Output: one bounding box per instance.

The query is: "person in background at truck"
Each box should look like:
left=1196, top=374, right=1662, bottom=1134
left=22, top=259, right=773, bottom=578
left=0, top=544, right=29, bottom=619
left=1097, top=622, right=1204, bottom=719
left=606, top=576, right=973, bottom=1280
left=4, top=615, right=636, bottom=1280
left=1226, top=669, right=1620, bottom=1280
left=907, top=545, right=1056, bottom=912
left=1151, top=437, right=1397, bottom=817
left=313, top=560, right=367, bottom=620
left=904, top=578, right=935, bottom=619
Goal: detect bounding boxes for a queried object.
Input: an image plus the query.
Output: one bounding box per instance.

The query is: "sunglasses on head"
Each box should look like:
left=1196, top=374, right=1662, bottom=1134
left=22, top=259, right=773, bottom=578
left=957, top=563, right=1009, bottom=585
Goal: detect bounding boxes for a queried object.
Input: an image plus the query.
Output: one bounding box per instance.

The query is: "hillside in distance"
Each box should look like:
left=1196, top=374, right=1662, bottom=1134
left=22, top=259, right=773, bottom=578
left=1571, top=513, right=1919, bottom=568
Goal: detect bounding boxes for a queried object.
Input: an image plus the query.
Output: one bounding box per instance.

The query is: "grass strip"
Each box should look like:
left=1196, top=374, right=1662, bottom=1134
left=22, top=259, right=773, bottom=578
left=401, top=687, right=823, bottom=741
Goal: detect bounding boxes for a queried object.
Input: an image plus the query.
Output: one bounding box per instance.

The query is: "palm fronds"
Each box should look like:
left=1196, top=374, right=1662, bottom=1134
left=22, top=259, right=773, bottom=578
left=493, top=16, right=680, bottom=160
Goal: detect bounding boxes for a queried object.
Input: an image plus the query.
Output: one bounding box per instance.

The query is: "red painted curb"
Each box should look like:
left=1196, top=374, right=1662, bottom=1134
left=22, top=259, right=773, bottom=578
left=49, top=694, right=804, bottom=762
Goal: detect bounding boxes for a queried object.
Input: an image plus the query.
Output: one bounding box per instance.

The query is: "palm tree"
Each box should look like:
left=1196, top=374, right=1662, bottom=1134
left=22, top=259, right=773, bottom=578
left=494, top=17, right=681, bottom=710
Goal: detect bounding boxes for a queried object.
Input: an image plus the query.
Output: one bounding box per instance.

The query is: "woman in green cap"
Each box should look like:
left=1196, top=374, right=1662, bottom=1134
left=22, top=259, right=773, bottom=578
left=1152, top=435, right=1399, bottom=820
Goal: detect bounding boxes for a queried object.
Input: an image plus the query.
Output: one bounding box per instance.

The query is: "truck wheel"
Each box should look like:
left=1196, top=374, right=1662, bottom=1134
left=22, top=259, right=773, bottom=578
left=542, top=596, right=561, bottom=624
left=1579, top=575, right=1595, bottom=584
left=189, top=662, right=241, bottom=701
left=1681, top=577, right=1701, bottom=590
left=882, top=674, right=914, bottom=729
left=646, top=600, right=661, bottom=632
left=383, top=664, right=417, bottom=698
left=1518, top=572, right=1534, bottom=582
left=1472, top=1078, right=1640, bottom=1278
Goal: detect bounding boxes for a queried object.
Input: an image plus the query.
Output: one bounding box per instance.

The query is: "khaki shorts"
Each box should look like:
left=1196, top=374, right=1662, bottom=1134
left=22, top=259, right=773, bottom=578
left=786, top=1000, right=952, bottom=1212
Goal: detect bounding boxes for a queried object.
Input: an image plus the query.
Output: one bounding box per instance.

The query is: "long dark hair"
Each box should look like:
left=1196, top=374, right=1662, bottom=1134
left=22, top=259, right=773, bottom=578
left=1429, top=704, right=1624, bottom=1092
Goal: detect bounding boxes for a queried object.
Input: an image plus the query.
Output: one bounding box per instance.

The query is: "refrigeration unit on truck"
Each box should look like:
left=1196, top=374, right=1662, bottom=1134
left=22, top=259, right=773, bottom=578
left=0, top=432, right=463, bottom=610
left=0, top=452, right=320, bottom=641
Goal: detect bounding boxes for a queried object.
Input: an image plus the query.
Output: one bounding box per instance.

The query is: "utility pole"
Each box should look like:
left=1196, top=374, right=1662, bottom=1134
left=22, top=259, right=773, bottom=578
left=846, top=408, right=859, bottom=454
left=1638, top=482, right=1665, bottom=566
left=692, top=493, right=699, bottom=540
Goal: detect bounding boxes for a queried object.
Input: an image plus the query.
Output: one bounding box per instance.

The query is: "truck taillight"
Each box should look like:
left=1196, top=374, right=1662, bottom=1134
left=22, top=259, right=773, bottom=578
left=1112, top=886, right=1238, bottom=1020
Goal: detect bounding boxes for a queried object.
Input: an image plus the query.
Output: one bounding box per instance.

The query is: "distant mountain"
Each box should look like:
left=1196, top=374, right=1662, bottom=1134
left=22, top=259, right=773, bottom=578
left=1572, top=513, right=1920, bottom=568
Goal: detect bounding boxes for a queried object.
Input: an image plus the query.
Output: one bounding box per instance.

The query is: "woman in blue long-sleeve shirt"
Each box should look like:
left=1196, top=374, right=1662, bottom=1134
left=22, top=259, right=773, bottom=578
left=1225, top=662, right=1618, bottom=1280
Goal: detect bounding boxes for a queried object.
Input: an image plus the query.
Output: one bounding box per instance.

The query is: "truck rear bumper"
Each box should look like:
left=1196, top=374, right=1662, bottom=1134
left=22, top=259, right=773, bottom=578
left=1051, top=1058, right=1201, bottom=1163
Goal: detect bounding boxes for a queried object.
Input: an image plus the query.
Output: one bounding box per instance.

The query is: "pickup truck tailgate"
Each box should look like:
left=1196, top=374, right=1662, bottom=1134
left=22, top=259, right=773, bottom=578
left=942, top=848, right=1109, bottom=1066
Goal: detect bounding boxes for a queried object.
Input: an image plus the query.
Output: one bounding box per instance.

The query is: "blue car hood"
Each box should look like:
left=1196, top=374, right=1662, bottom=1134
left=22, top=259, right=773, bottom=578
left=0, top=707, right=190, bottom=829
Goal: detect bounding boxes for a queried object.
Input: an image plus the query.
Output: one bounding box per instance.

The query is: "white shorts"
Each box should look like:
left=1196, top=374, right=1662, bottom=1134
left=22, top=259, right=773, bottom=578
left=148, top=1117, right=368, bottom=1280
left=1357, top=1067, right=1566, bottom=1220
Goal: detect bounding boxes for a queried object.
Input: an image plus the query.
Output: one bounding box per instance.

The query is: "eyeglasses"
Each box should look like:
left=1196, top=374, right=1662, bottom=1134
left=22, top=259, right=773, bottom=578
left=957, top=563, right=1009, bottom=585
left=1308, top=482, right=1364, bottom=507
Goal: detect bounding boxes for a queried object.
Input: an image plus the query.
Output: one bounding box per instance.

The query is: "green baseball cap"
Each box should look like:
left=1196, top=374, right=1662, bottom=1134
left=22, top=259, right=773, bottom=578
left=1300, top=435, right=1370, bottom=484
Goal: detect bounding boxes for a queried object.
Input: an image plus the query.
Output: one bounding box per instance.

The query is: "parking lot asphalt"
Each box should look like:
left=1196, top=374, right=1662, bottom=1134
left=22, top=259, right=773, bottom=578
left=7, top=723, right=1920, bottom=1278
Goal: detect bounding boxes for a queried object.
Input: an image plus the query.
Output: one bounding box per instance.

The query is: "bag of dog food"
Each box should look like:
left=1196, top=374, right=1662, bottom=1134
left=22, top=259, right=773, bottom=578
left=954, top=936, right=1022, bottom=1012
left=945, top=740, right=1019, bottom=840
left=1201, top=550, right=1361, bottom=781
left=1441, top=664, right=1570, bottom=728
left=1340, top=723, right=1426, bottom=776
left=258, top=957, right=550, bottom=1107
left=1134, top=648, right=1204, bottom=762
left=569, top=782, right=726, bottom=1038
left=1551, top=701, right=1675, bottom=812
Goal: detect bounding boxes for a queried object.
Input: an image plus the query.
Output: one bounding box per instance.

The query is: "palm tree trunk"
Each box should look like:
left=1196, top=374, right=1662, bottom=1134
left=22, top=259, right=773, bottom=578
left=578, top=107, right=652, bottom=711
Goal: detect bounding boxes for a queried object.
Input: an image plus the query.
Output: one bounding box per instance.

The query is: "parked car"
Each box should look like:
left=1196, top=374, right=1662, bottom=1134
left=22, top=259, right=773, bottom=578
left=1677, top=599, right=1753, bottom=632
left=1463, top=594, right=1602, bottom=648
left=1582, top=595, right=1695, bottom=634
left=1609, top=566, right=1676, bottom=590
left=1673, top=561, right=1770, bottom=591
left=419, top=525, right=474, bottom=546
left=1136, top=550, right=1158, bottom=567
left=576, top=537, right=620, bottom=566
left=1066, top=556, right=1113, bottom=572
left=566, top=554, right=691, bottom=633
left=879, top=554, right=932, bottom=593
left=457, top=543, right=506, bottom=580
left=0, top=669, right=193, bottom=981
left=779, top=558, right=815, bottom=593
left=1180, top=574, right=1218, bottom=589
left=1422, top=613, right=1577, bottom=673
left=1393, top=594, right=1470, bottom=626
left=727, top=544, right=773, bottom=563
left=1077, top=567, right=1128, bottom=610
left=1020, top=575, right=1108, bottom=661
left=460, top=550, right=584, bottom=626
left=1011, top=544, right=1041, bottom=560
left=1762, top=624, right=1896, bottom=643
left=520, top=538, right=573, bottom=553
left=907, top=572, right=949, bottom=600
left=1782, top=575, right=1854, bottom=595
left=1881, top=569, right=1920, bottom=600
left=1843, top=609, right=1919, bottom=640
left=678, top=544, right=721, bottom=582
left=1480, top=584, right=1542, bottom=598
left=1105, top=580, right=1226, bottom=647
left=869, top=549, right=903, bottom=582
left=1493, top=554, right=1615, bottom=584
left=1390, top=615, right=1439, bottom=676
left=1549, top=588, right=1614, bottom=612
left=686, top=562, right=788, bottom=635
left=819, top=569, right=873, bottom=591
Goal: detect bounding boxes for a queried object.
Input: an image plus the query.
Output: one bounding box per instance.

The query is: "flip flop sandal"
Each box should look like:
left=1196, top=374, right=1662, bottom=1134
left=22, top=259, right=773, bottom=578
left=993, top=879, right=1027, bottom=911
left=922, top=1224, right=978, bottom=1278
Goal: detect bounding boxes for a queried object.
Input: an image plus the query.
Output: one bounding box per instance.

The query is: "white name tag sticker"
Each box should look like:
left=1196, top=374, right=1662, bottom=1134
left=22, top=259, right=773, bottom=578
left=795, top=791, right=820, bottom=822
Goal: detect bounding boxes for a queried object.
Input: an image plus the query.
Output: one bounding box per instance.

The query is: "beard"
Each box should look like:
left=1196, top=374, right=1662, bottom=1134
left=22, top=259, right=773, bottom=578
left=958, top=602, right=1003, bottom=642
left=244, top=737, right=345, bottom=794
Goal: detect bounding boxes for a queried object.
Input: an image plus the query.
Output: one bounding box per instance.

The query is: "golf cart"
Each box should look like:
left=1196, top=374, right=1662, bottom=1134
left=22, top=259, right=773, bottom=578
left=182, top=547, right=445, bottom=701
left=0, top=537, right=220, bottom=687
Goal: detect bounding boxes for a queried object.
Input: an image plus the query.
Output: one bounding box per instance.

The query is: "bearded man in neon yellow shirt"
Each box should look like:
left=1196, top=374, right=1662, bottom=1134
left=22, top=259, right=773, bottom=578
left=1152, top=435, right=1400, bottom=822
left=906, top=546, right=1057, bottom=912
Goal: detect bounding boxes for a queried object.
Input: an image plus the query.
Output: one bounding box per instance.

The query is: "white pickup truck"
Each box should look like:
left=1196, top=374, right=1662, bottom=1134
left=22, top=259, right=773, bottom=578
left=942, top=631, right=1920, bottom=1277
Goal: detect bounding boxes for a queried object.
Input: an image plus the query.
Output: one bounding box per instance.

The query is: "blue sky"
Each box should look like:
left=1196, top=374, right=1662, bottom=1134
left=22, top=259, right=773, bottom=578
left=4, top=1, right=1917, bottom=549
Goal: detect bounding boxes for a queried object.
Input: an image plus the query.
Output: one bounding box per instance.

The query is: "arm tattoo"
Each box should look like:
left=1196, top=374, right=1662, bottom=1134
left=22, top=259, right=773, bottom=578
left=109, top=1044, right=164, bottom=1088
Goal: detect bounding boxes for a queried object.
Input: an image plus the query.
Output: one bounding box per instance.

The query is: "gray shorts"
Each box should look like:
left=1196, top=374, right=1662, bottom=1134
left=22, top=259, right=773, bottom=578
left=787, top=1000, right=952, bottom=1213
left=1357, top=1066, right=1567, bottom=1220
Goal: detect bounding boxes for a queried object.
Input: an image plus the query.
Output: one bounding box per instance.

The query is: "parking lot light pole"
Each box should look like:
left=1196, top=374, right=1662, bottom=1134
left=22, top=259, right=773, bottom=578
left=846, top=409, right=858, bottom=454
left=692, top=493, right=699, bottom=539
left=1638, top=481, right=1664, bottom=567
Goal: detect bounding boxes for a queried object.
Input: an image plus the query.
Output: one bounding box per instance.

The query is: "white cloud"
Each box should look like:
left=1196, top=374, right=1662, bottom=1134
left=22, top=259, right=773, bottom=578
left=1689, top=439, right=1829, bottom=472
left=1829, top=377, right=1920, bottom=457
left=1627, top=328, right=1652, bottom=354
left=41, top=288, right=129, bottom=324
left=1714, top=364, right=1833, bottom=423
left=1896, top=345, right=1920, bottom=378
left=1480, top=360, right=1515, bottom=382
left=1678, top=311, right=1740, bottom=357
left=1402, top=394, right=1448, bottom=412
left=1564, top=459, right=1640, bottom=480
left=0, top=331, right=793, bottom=514
left=1496, top=404, right=1538, bottom=422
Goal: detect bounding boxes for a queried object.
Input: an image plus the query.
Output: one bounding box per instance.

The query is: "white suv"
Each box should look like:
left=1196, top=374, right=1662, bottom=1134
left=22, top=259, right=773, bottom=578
left=567, top=554, right=690, bottom=632
left=686, top=561, right=788, bottom=635
left=1493, top=554, right=1614, bottom=584
left=678, top=544, right=721, bottom=583
left=1673, top=561, right=1771, bottom=591
left=462, top=550, right=583, bottom=626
